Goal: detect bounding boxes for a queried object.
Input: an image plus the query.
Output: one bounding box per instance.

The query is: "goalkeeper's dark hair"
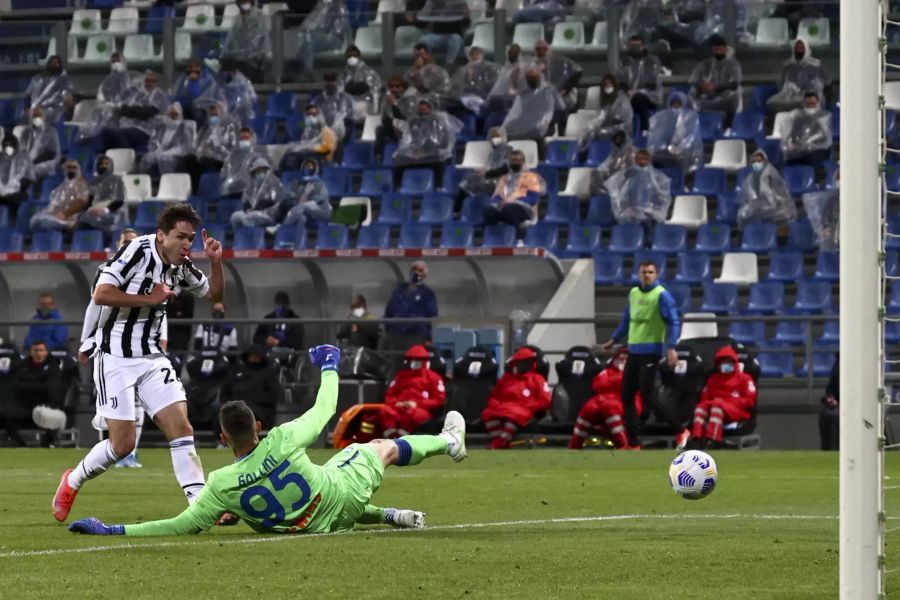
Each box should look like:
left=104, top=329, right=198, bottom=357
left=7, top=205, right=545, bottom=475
left=219, top=400, right=257, bottom=446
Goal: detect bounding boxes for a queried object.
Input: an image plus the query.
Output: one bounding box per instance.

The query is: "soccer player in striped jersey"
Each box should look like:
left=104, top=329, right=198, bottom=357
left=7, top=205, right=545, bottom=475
left=69, top=345, right=468, bottom=536
left=53, top=203, right=225, bottom=522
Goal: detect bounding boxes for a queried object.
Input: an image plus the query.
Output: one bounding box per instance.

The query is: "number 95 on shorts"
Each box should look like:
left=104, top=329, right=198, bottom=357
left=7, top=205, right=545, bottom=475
left=93, top=352, right=186, bottom=421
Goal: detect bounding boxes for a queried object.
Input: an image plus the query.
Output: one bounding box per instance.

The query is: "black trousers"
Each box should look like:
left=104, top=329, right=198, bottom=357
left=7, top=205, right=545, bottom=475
left=630, top=93, right=658, bottom=132
left=620, top=352, right=660, bottom=446
left=819, top=405, right=839, bottom=450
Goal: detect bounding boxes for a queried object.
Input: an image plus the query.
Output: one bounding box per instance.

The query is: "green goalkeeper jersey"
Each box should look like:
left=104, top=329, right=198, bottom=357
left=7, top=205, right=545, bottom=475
left=125, top=371, right=347, bottom=536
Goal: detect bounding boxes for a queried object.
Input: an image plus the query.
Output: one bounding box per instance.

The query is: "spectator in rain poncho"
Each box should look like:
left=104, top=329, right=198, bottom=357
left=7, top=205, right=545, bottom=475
left=736, top=150, right=795, bottom=228
left=619, top=0, right=664, bottom=47
left=512, top=0, right=567, bottom=38
left=140, top=103, right=197, bottom=178
left=283, top=158, right=333, bottom=228
left=767, top=38, right=832, bottom=115
left=532, top=40, right=582, bottom=111
left=79, top=53, right=141, bottom=141
left=198, top=63, right=258, bottom=125
left=647, top=91, right=703, bottom=173
left=781, top=92, right=833, bottom=167
left=450, top=46, right=501, bottom=114
left=404, top=45, right=452, bottom=106
left=221, top=0, right=271, bottom=81
left=802, top=168, right=839, bottom=251
left=19, top=106, right=61, bottom=181
left=502, top=69, right=565, bottom=156
left=98, top=71, right=169, bottom=151
left=659, top=0, right=749, bottom=49
left=340, top=45, right=383, bottom=105
left=414, top=0, right=470, bottom=66
left=296, top=0, right=351, bottom=76
left=80, top=154, right=127, bottom=234
left=171, top=59, right=218, bottom=122
left=196, top=102, right=241, bottom=176
left=578, top=74, right=633, bottom=151
left=230, top=157, right=295, bottom=228
left=24, top=55, right=74, bottom=125
left=487, top=44, right=533, bottom=111
left=589, top=130, right=637, bottom=195
left=312, top=73, right=355, bottom=141
left=484, top=149, right=544, bottom=236
left=30, top=160, right=89, bottom=231
left=606, top=149, right=673, bottom=224
left=279, top=104, right=338, bottom=173
left=688, top=35, right=742, bottom=127
left=392, top=98, right=460, bottom=187
left=375, top=77, right=428, bottom=162
left=220, top=126, right=267, bottom=197
left=0, top=134, right=36, bottom=218
left=460, top=127, right=512, bottom=198
left=617, top=35, right=664, bottom=133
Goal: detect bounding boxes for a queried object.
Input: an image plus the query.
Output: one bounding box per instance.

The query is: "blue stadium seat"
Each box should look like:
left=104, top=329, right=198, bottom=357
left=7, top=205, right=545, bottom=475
left=728, top=321, right=765, bottom=346
left=758, top=350, right=794, bottom=378
left=535, top=165, right=559, bottom=196
left=440, top=222, right=474, bottom=248
left=440, top=166, right=462, bottom=194
left=187, top=197, right=208, bottom=222
left=888, top=251, right=900, bottom=278
left=797, top=352, right=835, bottom=378
left=694, top=222, right=732, bottom=253
left=772, top=320, right=809, bottom=345
left=888, top=282, right=900, bottom=316
left=783, top=165, right=816, bottom=195
left=15, top=201, right=46, bottom=234
left=0, top=99, right=20, bottom=130
left=583, top=195, right=615, bottom=227
left=817, top=321, right=839, bottom=346
left=197, top=172, right=221, bottom=199
left=356, top=223, right=391, bottom=248
left=715, top=192, right=738, bottom=225
left=691, top=168, right=726, bottom=196
left=456, top=114, right=477, bottom=143
left=675, top=253, right=712, bottom=285
left=814, top=251, right=840, bottom=282
left=39, top=174, right=64, bottom=202
left=315, top=223, right=350, bottom=249
left=751, top=84, right=779, bottom=109
left=698, top=112, right=725, bottom=141
left=584, top=139, right=612, bottom=166
left=144, top=4, right=175, bottom=34
left=886, top=320, right=900, bottom=344
left=793, top=280, right=834, bottom=313
left=545, top=140, right=579, bottom=167
left=593, top=252, right=624, bottom=285
left=823, top=161, right=839, bottom=190
left=460, top=195, right=488, bottom=225
left=786, top=218, right=817, bottom=252
left=728, top=111, right=765, bottom=142
left=214, top=198, right=243, bottom=225
left=273, top=225, right=307, bottom=250
left=360, top=169, right=393, bottom=197
left=482, top=224, right=516, bottom=247
left=261, top=115, right=301, bottom=144
left=398, top=223, right=433, bottom=248
left=657, top=166, right=685, bottom=195
left=483, top=111, right=507, bottom=132
left=0, top=228, right=23, bottom=252
left=608, top=223, right=645, bottom=252
left=756, top=138, right=784, bottom=169
left=699, top=283, right=739, bottom=314
left=193, top=224, right=226, bottom=251
left=562, top=225, right=602, bottom=257
left=629, top=250, right=668, bottom=283
left=377, top=196, right=412, bottom=226
left=72, top=229, right=105, bottom=252
left=233, top=227, right=266, bottom=250
left=745, top=281, right=785, bottom=314
left=739, top=222, right=778, bottom=253
left=31, top=230, right=64, bottom=252
left=0, top=205, right=8, bottom=228
left=887, top=166, right=900, bottom=193
left=651, top=224, right=687, bottom=253
left=321, top=167, right=351, bottom=199
left=341, top=142, right=375, bottom=170
left=522, top=222, right=559, bottom=251
left=134, top=201, right=167, bottom=230
left=417, top=194, right=454, bottom=226
left=265, top=91, right=296, bottom=119
left=398, top=168, right=435, bottom=196
left=889, top=217, right=900, bottom=251
left=382, top=144, right=398, bottom=166
left=544, top=195, right=579, bottom=225
left=665, top=282, right=693, bottom=314
left=767, top=251, right=805, bottom=281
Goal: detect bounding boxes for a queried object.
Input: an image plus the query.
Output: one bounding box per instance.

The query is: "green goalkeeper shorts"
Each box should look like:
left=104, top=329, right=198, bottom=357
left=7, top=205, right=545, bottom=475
left=323, top=443, right=385, bottom=532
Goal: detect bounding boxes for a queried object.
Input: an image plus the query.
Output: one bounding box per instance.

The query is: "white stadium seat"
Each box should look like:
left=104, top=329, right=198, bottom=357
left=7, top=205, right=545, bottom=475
left=124, top=174, right=153, bottom=204
left=153, top=173, right=192, bottom=202
left=667, top=195, right=708, bottom=230
left=679, top=313, right=719, bottom=341
left=707, top=139, right=747, bottom=172
left=105, top=148, right=136, bottom=175
left=715, top=252, right=760, bottom=285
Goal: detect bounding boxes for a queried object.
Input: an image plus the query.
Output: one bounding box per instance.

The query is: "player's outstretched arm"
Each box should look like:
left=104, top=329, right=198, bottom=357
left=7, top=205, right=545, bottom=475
left=70, top=497, right=221, bottom=537
left=283, top=345, right=341, bottom=448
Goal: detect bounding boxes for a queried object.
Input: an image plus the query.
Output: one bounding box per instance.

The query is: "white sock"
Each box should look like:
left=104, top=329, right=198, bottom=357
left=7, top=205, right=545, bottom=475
left=132, top=422, right=143, bottom=458
left=169, top=436, right=205, bottom=504
left=68, top=439, right=121, bottom=489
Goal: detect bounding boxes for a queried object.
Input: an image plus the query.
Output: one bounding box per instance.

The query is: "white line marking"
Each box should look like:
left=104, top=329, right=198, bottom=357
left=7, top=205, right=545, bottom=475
left=0, top=513, right=836, bottom=559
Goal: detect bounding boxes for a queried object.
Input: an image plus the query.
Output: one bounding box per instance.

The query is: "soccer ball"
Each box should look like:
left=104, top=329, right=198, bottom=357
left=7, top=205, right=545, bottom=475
left=668, top=450, right=718, bottom=500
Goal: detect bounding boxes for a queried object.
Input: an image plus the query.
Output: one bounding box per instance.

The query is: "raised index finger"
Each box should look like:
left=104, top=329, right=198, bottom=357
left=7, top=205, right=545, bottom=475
left=201, top=228, right=209, bottom=243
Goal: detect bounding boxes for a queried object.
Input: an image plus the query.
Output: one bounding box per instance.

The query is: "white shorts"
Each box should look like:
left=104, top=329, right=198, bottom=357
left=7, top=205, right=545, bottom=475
left=93, top=352, right=186, bottom=422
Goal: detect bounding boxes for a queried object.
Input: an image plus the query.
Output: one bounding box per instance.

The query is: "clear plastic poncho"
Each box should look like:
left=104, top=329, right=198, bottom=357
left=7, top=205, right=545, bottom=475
left=289, top=176, right=331, bottom=212
left=25, top=66, right=74, bottom=124
left=140, top=104, right=196, bottom=174
left=737, top=153, right=796, bottom=227
left=802, top=189, right=839, bottom=251
left=84, top=155, right=127, bottom=232
left=298, top=0, right=351, bottom=42
left=340, top=59, right=383, bottom=103
left=487, top=56, right=535, bottom=109
left=578, top=91, right=634, bottom=150
left=590, top=141, right=637, bottom=195
left=781, top=107, right=832, bottom=160
left=461, top=138, right=512, bottom=196
left=619, top=0, right=664, bottom=45
left=44, top=163, right=90, bottom=227
left=606, top=163, right=673, bottom=224
left=665, top=0, right=749, bottom=47
left=287, top=115, right=329, bottom=154
left=386, top=90, right=430, bottom=120
left=392, top=106, right=461, bottom=166
left=0, top=149, right=35, bottom=195
left=312, top=88, right=355, bottom=140
left=82, top=64, right=143, bottom=137
left=197, top=71, right=259, bottom=125
left=403, top=63, right=452, bottom=101
left=451, top=59, right=502, bottom=113
left=768, top=39, right=831, bottom=113
left=196, top=104, right=241, bottom=162
left=647, top=92, right=704, bottom=172
left=688, top=51, right=742, bottom=108
left=221, top=8, right=272, bottom=71
left=533, top=50, right=582, bottom=108
left=220, top=142, right=267, bottom=196
left=617, top=51, right=663, bottom=106
left=118, top=78, right=170, bottom=136
left=171, top=69, right=218, bottom=103
left=241, top=158, right=295, bottom=220
left=502, top=81, right=564, bottom=140
left=19, top=122, right=61, bottom=179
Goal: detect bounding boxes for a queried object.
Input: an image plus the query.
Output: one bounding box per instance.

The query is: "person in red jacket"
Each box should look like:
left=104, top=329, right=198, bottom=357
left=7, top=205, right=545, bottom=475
left=679, top=345, right=757, bottom=450
left=377, top=345, right=446, bottom=438
left=569, top=347, right=642, bottom=450
left=481, top=347, right=552, bottom=449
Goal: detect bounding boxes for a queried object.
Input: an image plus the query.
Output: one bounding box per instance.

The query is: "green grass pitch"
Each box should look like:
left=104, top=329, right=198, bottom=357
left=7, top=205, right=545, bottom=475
left=0, top=448, right=897, bottom=599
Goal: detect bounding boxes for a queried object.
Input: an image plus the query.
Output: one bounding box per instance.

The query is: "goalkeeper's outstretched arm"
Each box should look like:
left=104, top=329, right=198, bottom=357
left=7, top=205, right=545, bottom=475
left=69, top=494, right=223, bottom=537
left=282, top=347, right=341, bottom=449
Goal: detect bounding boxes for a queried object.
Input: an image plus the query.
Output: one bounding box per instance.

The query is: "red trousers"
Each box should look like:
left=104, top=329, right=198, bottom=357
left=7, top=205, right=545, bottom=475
left=691, top=399, right=752, bottom=443
left=569, top=398, right=629, bottom=449
left=377, top=405, right=433, bottom=438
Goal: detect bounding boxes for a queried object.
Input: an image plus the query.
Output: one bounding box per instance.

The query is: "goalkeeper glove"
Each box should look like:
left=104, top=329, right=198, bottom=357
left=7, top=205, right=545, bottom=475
left=68, top=517, right=125, bottom=535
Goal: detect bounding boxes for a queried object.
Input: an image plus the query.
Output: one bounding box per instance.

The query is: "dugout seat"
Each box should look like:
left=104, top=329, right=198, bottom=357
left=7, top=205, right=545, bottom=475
left=549, top=346, right=605, bottom=426
left=448, top=346, right=499, bottom=429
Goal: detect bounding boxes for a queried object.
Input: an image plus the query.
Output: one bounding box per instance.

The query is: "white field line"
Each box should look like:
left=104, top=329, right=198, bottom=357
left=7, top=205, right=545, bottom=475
left=0, top=513, right=837, bottom=559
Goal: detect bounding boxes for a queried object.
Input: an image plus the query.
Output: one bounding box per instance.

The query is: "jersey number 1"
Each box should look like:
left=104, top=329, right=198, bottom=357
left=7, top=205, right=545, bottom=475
left=239, top=460, right=311, bottom=528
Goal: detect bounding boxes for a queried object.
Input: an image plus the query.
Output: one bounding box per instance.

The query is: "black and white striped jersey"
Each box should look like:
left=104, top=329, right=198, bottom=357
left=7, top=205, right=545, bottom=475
left=93, top=234, right=209, bottom=358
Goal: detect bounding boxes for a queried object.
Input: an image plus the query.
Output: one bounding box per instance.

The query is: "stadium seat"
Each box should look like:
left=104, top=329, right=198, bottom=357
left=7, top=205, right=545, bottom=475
left=181, top=4, right=217, bottom=33
left=889, top=282, right=900, bottom=316
left=512, top=22, right=544, bottom=47
left=552, top=21, right=584, bottom=50
left=651, top=224, right=687, bottom=254
left=359, top=115, right=380, bottom=143
left=39, top=174, right=64, bottom=202
left=265, top=92, right=296, bottom=119
left=398, top=169, right=435, bottom=196
left=786, top=218, right=817, bottom=252
left=691, top=168, right=727, bottom=196
left=144, top=4, right=175, bottom=35
left=587, top=20, right=608, bottom=49
left=608, top=223, right=645, bottom=252
left=15, top=201, right=46, bottom=234
left=889, top=217, right=900, bottom=251
left=756, top=138, right=784, bottom=168
left=417, top=194, right=454, bottom=226
left=74, top=34, right=116, bottom=66
left=133, top=200, right=166, bottom=230
left=440, top=222, right=474, bottom=249
left=667, top=195, right=708, bottom=229
left=629, top=251, right=667, bottom=283
left=483, top=111, right=507, bottom=133
left=460, top=195, right=488, bottom=226
left=699, top=283, right=739, bottom=314
left=460, top=141, right=491, bottom=170
left=468, top=22, right=494, bottom=55
left=797, top=352, right=835, bottom=378
left=360, top=169, right=392, bottom=197
left=321, top=168, right=351, bottom=199
left=107, top=7, right=139, bottom=35
left=356, top=223, right=391, bottom=248
left=187, top=197, right=208, bottom=222
left=593, top=252, right=624, bottom=285
left=694, top=222, right=732, bottom=254
left=456, top=114, right=477, bottom=143
left=583, top=195, right=615, bottom=227
left=752, top=85, right=779, bottom=111
left=70, top=8, right=102, bottom=37
left=753, top=18, right=790, bottom=47
left=679, top=312, right=719, bottom=340
left=889, top=252, right=900, bottom=278
left=728, top=321, right=766, bottom=346
left=739, top=223, right=777, bottom=253
left=675, top=253, right=712, bottom=285
left=483, top=224, right=516, bottom=247
left=715, top=252, right=759, bottom=285
left=508, top=140, right=539, bottom=169
left=394, top=26, right=422, bottom=56
left=354, top=25, right=383, bottom=55
left=745, top=281, right=785, bottom=314
left=535, top=165, right=559, bottom=196
left=814, top=251, right=840, bottom=282
left=559, top=167, right=593, bottom=200
left=783, top=166, right=816, bottom=196
left=104, top=148, right=135, bottom=175
left=0, top=228, right=23, bottom=252
left=665, top=282, right=693, bottom=314
left=440, top=166, right=463, bottom=194
left=154, top=173, right=192, bottom=202
left=728, top=111, right=766, bottom=142
left=123, top=34, right=161, bottom=65
left=561, top=225, right=602, bottom=257
left=398, top=223, right=433, bottom=248
left=698, top=112, right=725, bottom=141
left=213, top=198, right=242, bottom=225
left=233, top=227, right=265, bottom=250
left=772, top=321, right=810, bottom=346
left=0, top=206, right=7, bottom=229
left=793, top=280, right=834, bottom=313
left=656, top=166, right=685, bottom=195
left=584, top=139, right=612, bottom=166
left=758, top=350, right=794, bottom=378
left=817, top=321, right=840, bottom=346
left=72, top=229, right=105, bottom=252
left=798, top=17, right=831, bottom=47
left=31, top=230, right=64, bottom=253
left=716, top=193, right=738, bottom=226
left=767, top=251, right=805, bottom=282
left=707, top=140, right=747, bottom=172
left=315, top=223, right=350, bottom=249
left=196, top=172, right=221, bottom=199
left=545, top=140, right=579, bottom=168
left=523, top=222, right=559, bottom=251
left=543, top=195, right=579, bottom=225
left=377, top=196, right=412, bottom=226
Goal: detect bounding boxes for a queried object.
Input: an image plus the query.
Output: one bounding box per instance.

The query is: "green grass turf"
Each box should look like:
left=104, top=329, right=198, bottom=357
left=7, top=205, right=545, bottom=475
left=0, top=448, right=894, bottom=599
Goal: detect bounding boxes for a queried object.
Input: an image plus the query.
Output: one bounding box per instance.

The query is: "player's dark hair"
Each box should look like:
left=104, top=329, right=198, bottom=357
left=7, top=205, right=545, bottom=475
left=157, top=203, right=201, bottom=234
left=638, top=260, right=658, bottom=270
left=219, top=401, right=257, bottom=445
left=30, top=339, right=47, bottom=349
left=274, top=290, right=290, bottom=305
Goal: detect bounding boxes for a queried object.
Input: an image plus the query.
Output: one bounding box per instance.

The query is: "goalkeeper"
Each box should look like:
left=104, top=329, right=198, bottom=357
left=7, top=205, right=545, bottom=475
left=69, top=344, right=467, bottom=536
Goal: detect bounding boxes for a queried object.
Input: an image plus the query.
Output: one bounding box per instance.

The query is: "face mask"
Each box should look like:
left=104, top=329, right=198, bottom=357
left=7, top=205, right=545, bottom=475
left=305, top=115, right=321, bottom=127
left=509, top=163, right=523, bottom=173
left=111, top=61, right=125, bottom=73
left=410, top=271, right=423, bottom=284
left=209, top=115, right=221, bottom=126
left=526, top=78, right=540, bottom=90
left=671, top=103, right=682, bottom=111
left=804, top=106, right=818, bottom=115
left=512, top=362, right=530, bottom=375
left=713, top=53, right=726, bottom=61
left=351, top=307, right=365, bottom=318
left=66, top=171, right=77, bottom=179
left=97, top=166, right=108, bottom=176
left=2, top=146, right=13, bottom=156
left=302, top=165, right=317, bottom=178
left=751, top=161, right=764, bottom=172
left=239, top=2, right=251, bottom=10
left=32, top=117, right=44, bottom=128
left=614, top=359, right=626, bottom=370
left=239, top=139, right=251, bottom=149
left=254, top=171, right=267, bottom=180
left=491, top=137, right=502, bottom=146
left=603, top=85, right=615, bottom=95
left=719, top=362, right=736, bottom=374
left=409, top=360, right=424, bottom=370
left=213, top=310, right=225, bottom=319
left=48, top=65, right=62, bottom=75
left=628, top=47, right=642, bottom=57
left=347, top=56, right=360, bottom=67
left=168, top=113, right=179, bottom=121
